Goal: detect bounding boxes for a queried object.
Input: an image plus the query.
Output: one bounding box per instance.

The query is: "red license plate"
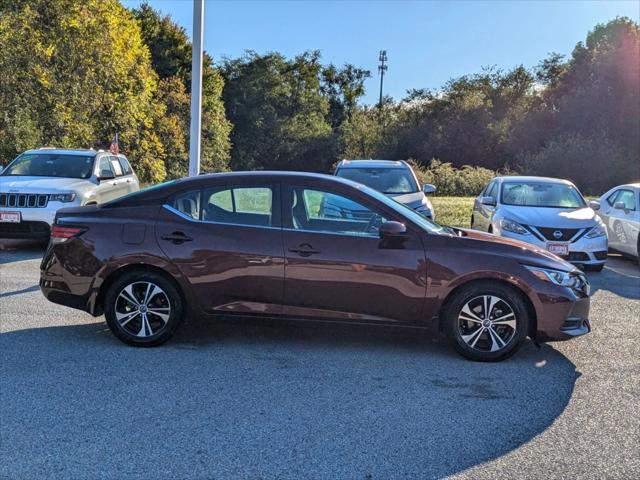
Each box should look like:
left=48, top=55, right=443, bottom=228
left=0, top=211, right=21, bottom=223
left=547, top=242, right=569, bottom=256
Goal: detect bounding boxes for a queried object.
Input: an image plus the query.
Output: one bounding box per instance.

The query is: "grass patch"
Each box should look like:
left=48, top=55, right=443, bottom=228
left=431, top=197, right=475, bottom=228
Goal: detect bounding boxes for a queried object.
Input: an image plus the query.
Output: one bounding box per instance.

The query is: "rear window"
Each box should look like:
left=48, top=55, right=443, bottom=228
left=1, top=153, right=95, bottom=179
left=336, top=167, right=419, bottom=194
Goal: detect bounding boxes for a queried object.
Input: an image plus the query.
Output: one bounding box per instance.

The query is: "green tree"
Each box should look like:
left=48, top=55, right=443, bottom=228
left=0, top=0, right=167, bottom=182
left=222, top=51, right=333, bottom=172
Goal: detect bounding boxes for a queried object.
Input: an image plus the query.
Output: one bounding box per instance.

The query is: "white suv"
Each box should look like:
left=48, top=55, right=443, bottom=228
left=0, top=148, right=139, bottom=240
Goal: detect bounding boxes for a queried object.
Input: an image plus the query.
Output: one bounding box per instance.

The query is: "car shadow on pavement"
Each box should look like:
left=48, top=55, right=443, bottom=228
left=585, top=255, right=640, bottom=299
left=1, top=317, right=580, bottom=479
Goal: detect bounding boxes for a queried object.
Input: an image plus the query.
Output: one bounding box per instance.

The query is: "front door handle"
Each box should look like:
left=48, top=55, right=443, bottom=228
left=161, top=231, right=193, bottom=244
left=288, top=243, right=320, bottom=257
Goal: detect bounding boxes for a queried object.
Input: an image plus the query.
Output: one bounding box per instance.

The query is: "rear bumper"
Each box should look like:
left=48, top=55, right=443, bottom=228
left=40, top=279, right=92, bottom=313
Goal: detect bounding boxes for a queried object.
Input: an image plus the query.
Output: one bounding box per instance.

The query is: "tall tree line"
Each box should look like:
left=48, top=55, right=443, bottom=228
left=0, top=1, right=637, bottom=193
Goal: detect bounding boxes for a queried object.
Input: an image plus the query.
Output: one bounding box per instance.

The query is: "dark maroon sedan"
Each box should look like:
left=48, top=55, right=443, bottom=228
left=40, top=172, right=591, bottom=361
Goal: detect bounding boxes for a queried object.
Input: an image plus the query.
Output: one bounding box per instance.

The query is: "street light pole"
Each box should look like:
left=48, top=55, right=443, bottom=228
left=378, top=50, right=387, bottom=111
left=188, top=0, right=204, bottom=177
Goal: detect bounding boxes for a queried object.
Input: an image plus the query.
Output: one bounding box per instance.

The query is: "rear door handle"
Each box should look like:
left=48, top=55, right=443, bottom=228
left=288, top=243, right=320, bottom=257
left=161, top=232, right=193, bottom=244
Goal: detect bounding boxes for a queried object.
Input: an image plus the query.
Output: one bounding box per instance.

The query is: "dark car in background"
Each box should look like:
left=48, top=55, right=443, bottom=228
left=334, top=159, right=437, bottom=219
left=41, top=172, right=591, bottom=361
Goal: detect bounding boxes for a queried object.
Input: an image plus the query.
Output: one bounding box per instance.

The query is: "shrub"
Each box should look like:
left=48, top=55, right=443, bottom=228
left=407, top=159, right=515, bottom=196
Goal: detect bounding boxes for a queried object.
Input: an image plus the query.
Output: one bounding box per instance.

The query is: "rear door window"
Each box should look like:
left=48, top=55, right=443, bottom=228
left=109, top=156, right=124, bottom=176
left=203, top=186, right=273, bottom=226
left=118, top=156, right=133, bottom=175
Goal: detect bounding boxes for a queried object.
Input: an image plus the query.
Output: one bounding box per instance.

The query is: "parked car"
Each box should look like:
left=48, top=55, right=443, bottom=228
left=41, top=172, right=591, bottom=362
left=0, top=148, right=139, bottom=240
left=471, top=176, right=608, bottom=271
left=334, top=160, right=437, bottom=219
left=597, top=183, right=639, bottom=261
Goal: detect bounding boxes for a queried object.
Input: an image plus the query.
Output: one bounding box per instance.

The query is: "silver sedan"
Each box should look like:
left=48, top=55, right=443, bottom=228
left=598, top=184, right=640, bottom=261
left=471, top=176, right=608, bottom=271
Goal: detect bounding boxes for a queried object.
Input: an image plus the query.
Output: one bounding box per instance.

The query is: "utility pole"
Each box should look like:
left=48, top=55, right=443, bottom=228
left=189, top=0, right=204, bottom=177
left=378, top=50, right=388, bottom=111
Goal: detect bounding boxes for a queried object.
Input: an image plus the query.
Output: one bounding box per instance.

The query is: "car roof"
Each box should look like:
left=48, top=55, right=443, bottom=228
left=23, top=148, right=99, bottom=157
left=189, top=170, right=358, bottom=185
left=496, top=176, right=576, bottom=186
left=105, top=171, right=372, bottom=208
left=337, top=159, right=407, bottom=169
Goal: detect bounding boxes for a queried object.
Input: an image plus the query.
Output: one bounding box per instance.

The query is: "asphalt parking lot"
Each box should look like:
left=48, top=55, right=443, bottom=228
left=1, top=245, right=639, bottom=480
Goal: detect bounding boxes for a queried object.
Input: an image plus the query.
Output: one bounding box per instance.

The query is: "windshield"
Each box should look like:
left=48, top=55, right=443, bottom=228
left=337, top=167, right=419, bottom=194
left=357, top=184, right=445, bottom=234
left=501, top=182, right=586, bottom=208
left=1, top=153, right=95, bottom=179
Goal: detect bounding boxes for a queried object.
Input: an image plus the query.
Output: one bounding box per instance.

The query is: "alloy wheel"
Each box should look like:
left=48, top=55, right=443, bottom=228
left=458, top=295, right=517, bottom=352
left=114, top=282, right=171, bottom=338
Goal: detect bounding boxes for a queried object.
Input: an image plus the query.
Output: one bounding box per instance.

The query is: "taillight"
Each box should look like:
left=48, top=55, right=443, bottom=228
left=50, top=225, right=86, bottom=244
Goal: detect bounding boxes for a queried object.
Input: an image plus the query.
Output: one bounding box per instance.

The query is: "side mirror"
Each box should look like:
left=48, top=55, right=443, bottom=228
left=588, top=200, right=601, bottom=211
left=614, top=201, right=626, bottom=211
left=98, top=169, right=115, bottom=181
left=480, top=196, right=497, bottom=207
left=423, top=184, right=437, bottom=195
left=379, top=221, right=407, bottom=239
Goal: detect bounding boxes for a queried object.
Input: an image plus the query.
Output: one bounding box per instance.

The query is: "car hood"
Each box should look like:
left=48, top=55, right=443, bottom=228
left=0, top=176, right=91, bottom=193
left=454, top=228, right=577, bottom=271
left=388, top=191, right=430, bottom=209
left=499, top=205, right=598, bottom=228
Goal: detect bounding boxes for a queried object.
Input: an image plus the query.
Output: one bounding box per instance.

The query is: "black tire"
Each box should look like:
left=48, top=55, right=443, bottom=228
left=443, top=282, right=530, bottom=362
left=104, top=270, right=184, bottom=347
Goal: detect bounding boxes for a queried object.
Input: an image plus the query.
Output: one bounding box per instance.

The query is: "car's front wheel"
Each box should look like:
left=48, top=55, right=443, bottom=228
left=104, top=270, right=184, bottom=347
left=443, top=283, right=530, bottom=362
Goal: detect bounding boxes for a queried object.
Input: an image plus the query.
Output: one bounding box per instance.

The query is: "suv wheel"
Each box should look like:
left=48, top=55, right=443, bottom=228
left=104, top=270, right=184, bottom=347
left=443, top=283, right=529, bottom=362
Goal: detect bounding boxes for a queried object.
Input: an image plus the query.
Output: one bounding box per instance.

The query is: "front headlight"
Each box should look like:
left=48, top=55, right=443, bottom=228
left=500, top=218, right=529, bottom=235
left=586, top=223, right=607, bottom=239
left=524, top=265, right=580, bottom=289
left=49, top=192, right=76, bottom=203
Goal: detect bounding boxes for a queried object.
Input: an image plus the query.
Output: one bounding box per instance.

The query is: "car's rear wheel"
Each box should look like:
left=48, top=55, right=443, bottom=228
left=104, top=270, right=184, bottom=347
left=443, top=283, right=529, bottom=362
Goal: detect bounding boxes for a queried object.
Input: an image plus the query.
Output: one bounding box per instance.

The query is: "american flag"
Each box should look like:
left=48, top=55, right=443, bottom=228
left=109, top=133, right=120, bottom=155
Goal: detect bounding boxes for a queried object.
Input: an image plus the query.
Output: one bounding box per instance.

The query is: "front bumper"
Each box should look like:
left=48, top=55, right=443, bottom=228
left=498, top=229, right=608, bottom=266
left=0, top=203, right=68, bottom=239
left=535, top=289, right=591, bottom=342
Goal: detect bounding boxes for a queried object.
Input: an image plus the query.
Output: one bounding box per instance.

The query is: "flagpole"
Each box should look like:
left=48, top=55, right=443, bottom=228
left=189, top=0, right=204, bottom=177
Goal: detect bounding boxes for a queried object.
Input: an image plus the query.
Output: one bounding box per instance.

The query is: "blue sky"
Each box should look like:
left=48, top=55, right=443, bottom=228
left=123, top=0, right=640, bottom=104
